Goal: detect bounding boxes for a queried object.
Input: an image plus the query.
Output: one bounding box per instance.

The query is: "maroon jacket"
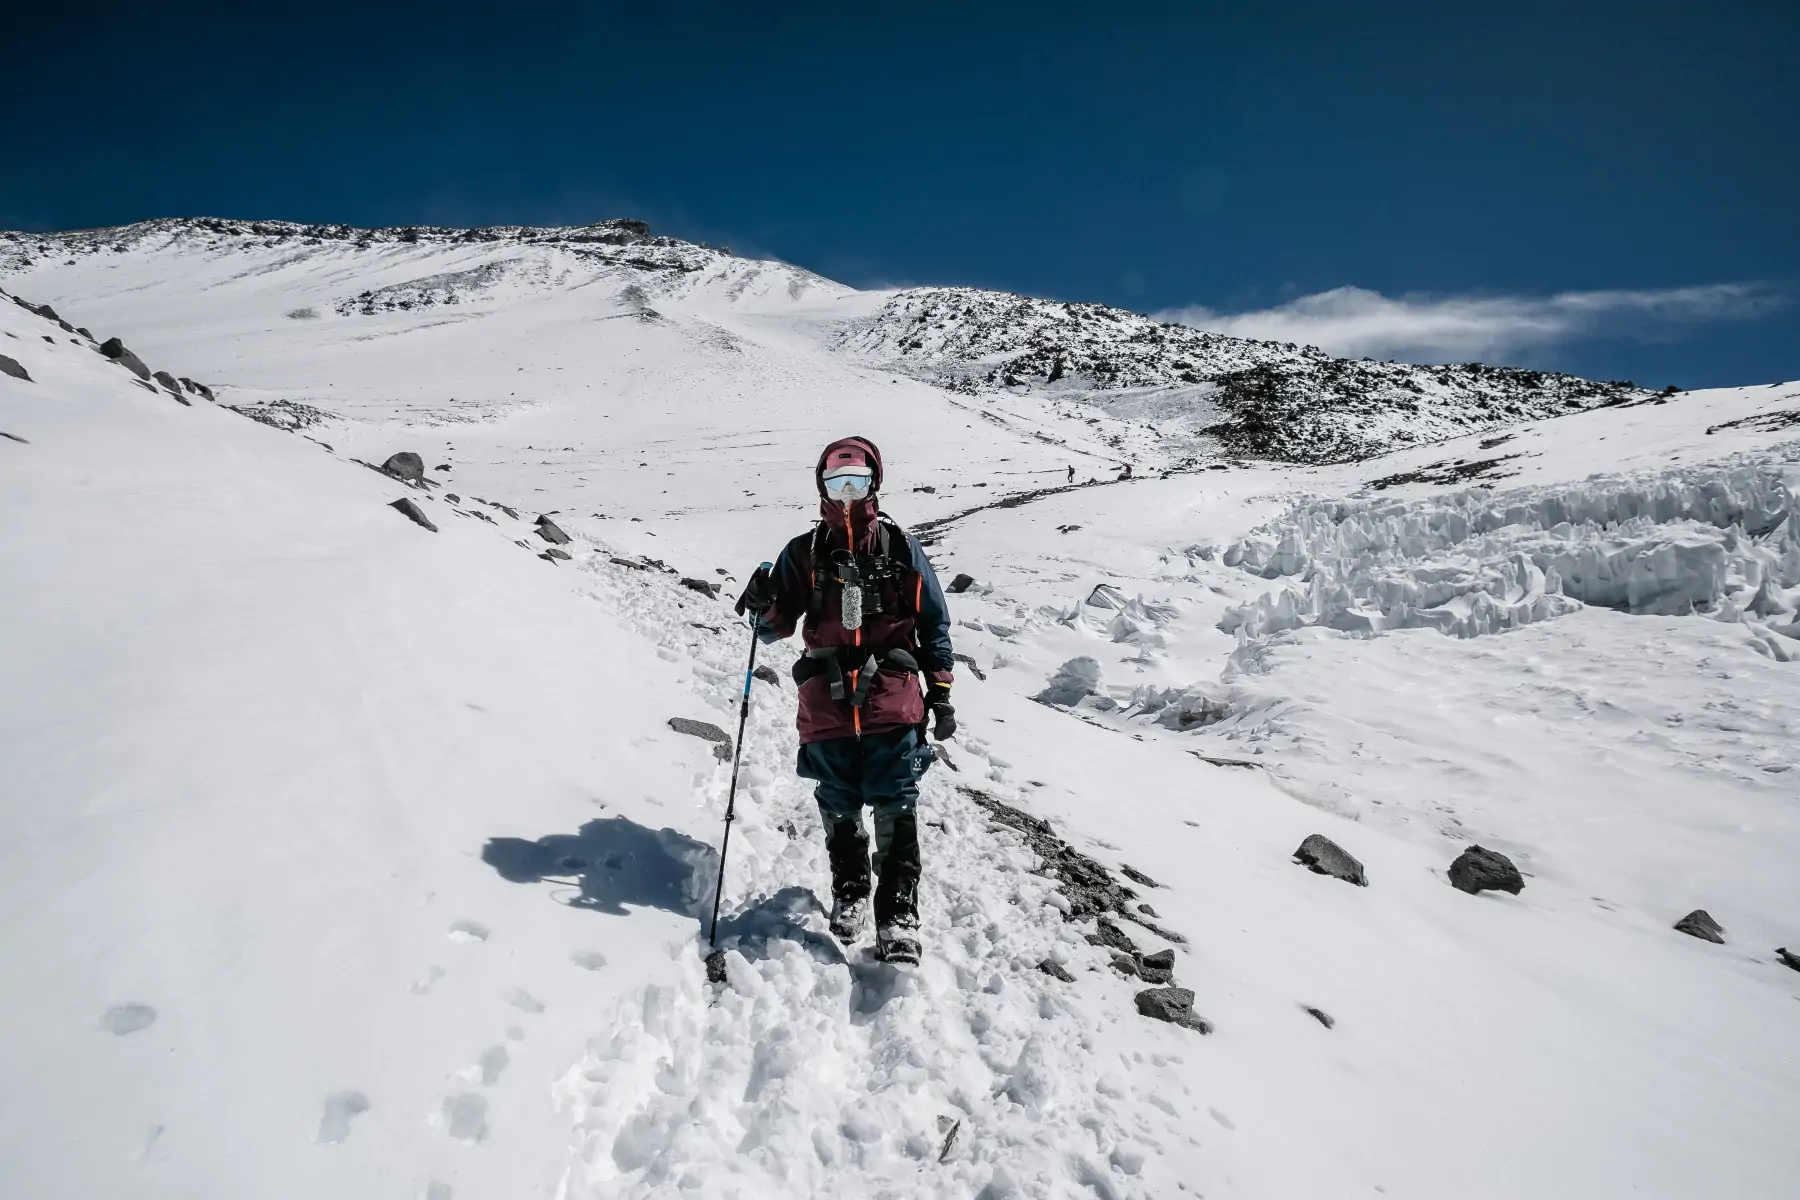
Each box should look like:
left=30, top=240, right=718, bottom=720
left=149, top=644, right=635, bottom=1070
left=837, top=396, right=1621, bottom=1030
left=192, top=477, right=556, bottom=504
left=753, top=437, right=955, bottom=744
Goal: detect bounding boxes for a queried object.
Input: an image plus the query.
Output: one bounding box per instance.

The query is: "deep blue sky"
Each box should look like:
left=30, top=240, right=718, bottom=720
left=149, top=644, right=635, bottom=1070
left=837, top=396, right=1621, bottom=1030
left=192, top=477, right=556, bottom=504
left=5, top=1, right=1796, bottom=387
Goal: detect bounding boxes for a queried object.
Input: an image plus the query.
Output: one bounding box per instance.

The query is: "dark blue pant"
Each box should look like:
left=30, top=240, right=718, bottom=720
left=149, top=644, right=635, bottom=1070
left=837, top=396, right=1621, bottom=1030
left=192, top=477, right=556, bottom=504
left=796, top=726, right=932, bottom=894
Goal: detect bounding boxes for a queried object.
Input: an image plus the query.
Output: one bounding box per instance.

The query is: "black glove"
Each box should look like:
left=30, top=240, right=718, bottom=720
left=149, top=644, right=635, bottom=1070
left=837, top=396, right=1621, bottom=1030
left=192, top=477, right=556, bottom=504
left=735, top=564, right=775, bottom=617
left=927, top=680, right=955, bottom=740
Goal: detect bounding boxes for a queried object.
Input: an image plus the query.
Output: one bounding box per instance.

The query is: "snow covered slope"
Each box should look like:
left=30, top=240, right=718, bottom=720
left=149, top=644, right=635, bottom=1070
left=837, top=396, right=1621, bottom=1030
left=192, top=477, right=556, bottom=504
left=4, top=222, right=1800, bottom=1200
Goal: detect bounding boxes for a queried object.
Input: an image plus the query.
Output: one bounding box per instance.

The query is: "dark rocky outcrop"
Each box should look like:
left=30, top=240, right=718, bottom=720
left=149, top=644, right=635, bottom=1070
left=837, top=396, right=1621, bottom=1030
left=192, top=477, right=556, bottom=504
left=388, top=497, right=438, bottom=532
left=1775, top=947, right=1799, bottom=973
left=381, top=451, right=426, bottom=483
left=0, top=354, right=30, bottom=382
left=1673, top=910, right=1725, bottom=944
left=946, top=573, right=975, bottom=594
left=535, top=516, right=571, bottom=545
left=668, top=717, right=731, bottom=759
left=1448, top=845, right=1524, bottom=895
left=680, top=577, right=722, bottom=598
left=1135, top=987, right=1211, bottom=1033
left=1293, top=834, right=1367, bottom=887
left=97, top=337, right=151, bottom=380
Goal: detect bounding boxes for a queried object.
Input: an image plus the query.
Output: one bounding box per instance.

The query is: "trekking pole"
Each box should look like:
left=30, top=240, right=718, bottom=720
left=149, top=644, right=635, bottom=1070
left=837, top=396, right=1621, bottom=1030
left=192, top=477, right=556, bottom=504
left=708, top=565, right=771, bottom=952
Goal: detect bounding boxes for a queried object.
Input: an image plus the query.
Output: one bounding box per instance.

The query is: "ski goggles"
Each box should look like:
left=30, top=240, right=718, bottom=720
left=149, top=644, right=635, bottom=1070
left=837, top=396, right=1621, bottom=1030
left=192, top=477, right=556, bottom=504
left=822, top=467, right=874, bottom=499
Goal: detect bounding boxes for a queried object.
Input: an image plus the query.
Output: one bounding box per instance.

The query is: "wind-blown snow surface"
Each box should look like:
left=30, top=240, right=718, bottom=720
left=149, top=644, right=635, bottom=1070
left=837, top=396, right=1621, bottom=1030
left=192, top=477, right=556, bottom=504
left=5, top=225, right=1800, bottom=1199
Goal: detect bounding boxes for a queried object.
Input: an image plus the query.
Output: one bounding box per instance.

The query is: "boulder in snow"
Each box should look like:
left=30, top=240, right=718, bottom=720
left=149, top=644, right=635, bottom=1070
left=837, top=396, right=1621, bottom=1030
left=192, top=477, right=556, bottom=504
left=1293, top=834, right=1368, bottom=887
left=668, top=717, right=732, bottom=759
left=0, top=354, right=30, bottom=382
left=947, top=573, right=975, bottom=594
left=1037, top=958, right=1075, bottom=983
left=97, top=337, right=151, bottom=380
left=542, top=547, right=571, bottom=561
left=1304, top=1005, right=1335, bottom=1029
left=1120, top=864, right=1160, bottom=888
left=388, top=497, right=438, bottom=532
left=535, top=516, right=571, bottom=545
left=753, top=665, right=781, bottom=687
left=151, top=370, right=192, bottom=405
left=1775, top=947, right=1799, bottom=973
left=1673, top=909, right=1725, bottom=944
left=680, top=577, right=721, bottom=598
left=1134, top=987, right=1211, bottom=1033
left=381, top=451, right=426, bottom=483
left=1448, top=845, right=1524, bottom=895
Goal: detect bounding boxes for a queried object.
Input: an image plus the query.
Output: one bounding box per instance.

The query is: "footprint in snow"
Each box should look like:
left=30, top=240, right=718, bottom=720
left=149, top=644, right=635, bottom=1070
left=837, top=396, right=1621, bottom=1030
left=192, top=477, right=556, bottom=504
left=316, top=1090, right=371, bottom=1144
left=447, top=920, right=490, bottom=943
left=473, top=1045, right=509, bottom=1086
left=99, top=1004, right=157, bottom=1035
left=570, top=950, right=608, bottom=971
left=410, top=965, right=446, bottom=994
left=505, top=987, right=545, bottom=1013
left=442, top=1093, right=488, bottom=1143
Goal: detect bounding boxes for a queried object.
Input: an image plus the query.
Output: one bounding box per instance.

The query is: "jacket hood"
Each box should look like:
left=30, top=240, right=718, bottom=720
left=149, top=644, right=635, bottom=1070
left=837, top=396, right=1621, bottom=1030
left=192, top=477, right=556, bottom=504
left=815, top=435, right=883, bottom=498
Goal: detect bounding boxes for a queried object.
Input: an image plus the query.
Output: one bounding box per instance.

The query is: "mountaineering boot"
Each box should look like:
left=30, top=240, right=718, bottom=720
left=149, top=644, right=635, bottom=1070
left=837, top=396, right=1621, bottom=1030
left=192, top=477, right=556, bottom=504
left=873, top=812, right=923, bottom=964
left=824, top=818, right=873, bottom=943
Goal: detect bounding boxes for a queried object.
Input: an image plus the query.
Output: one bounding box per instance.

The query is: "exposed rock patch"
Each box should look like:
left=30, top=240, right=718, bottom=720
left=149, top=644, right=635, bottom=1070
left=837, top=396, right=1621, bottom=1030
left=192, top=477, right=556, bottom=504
left=1293, top=834, right=1367, bottom=886
left=388, top=497, right=438, bottom=532
left=1673, top=910, right=1726, bottom=944
left=535, top=516, right=571, bottom=545
left=0, top=354, right=30, bottom=382
left=97, top=337, right=151, bottom=380
left=381, top=451, right=426, bottom=483
left=1134, top=987, right=1211, bottom=1033
left=1448, top=845, right=1524, bottom=895
left=668, top=717, right=732, bottom=760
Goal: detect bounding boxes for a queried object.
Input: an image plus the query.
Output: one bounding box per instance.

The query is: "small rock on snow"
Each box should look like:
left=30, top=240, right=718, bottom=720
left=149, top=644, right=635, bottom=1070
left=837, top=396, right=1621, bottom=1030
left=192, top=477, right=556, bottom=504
left=1293, top=834, right=1368, bottom=886
left=1776, top=947, right=1800, bottom=972
left=1448, top=845, right=1524, bottom=895
left=97, top=337, right=151, bottom=380
left=1120, top=864, right=1160, bottom=888
left=669, top=717, right=732, bottom=759
left=1674, top=909, right=1726, bottom=944
left=381, top=451, right=426, bottom=483
left=947, top=573, right=975, bottom=594
left=1304, top=1005, right=1336, bottom=1029
left=1037, top=958, right=1075, bottom=982
left=536, top=516, right=572, bottom=544
left=542, top=547, right=571, bottom=561
left=389, top=497, right=439, bottom=532
left=681, top=577, right=722, bottom=598
left=1135, top=987, right=1212, bottom=1033
left=753, top=665, right=782, bottom=687
left=0, top=354, right=30, bottom=382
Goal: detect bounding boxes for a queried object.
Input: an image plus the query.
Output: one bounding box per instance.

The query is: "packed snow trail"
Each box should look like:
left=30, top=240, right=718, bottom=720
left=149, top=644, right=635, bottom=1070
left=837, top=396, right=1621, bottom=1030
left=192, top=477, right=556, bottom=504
left=550, top=562, right=1202, bottom=1199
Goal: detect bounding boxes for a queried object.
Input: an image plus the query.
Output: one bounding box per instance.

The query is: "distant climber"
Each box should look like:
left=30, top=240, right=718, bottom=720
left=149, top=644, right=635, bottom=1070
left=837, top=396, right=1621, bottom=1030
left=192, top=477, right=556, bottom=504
left=734, top=437, right=955, bottom=965
left=1066, top=464, right=1075, bottom=483
left=1119, top=462, right=1133, bottom=480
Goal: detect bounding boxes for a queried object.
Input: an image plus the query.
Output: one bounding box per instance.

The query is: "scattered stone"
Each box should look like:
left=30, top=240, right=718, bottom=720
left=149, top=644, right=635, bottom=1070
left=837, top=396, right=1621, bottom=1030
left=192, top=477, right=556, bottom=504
left=610, top=557, right=648, bottom=570
left=1134, top=987, right=1211, bottom=1033
left=542, top=547, right=571, bottom=561
left=1120, top=864, right=1160, bottom=888
left=434, top=462, right=451, bottom=471
left=1087, top=915, right=1138, bottom=955
left=680, top=577, right=722, bottom=598
left=1673, top=909, right=1725, bottom=944
left=1448, top=845, right=1524, bottom=895
left=951, top=652, right=987, bottom=680
left=1136, top=949, right=1176, bottom=985
left=0, top=354, right=30, bottom=382
left=1037, top=958, right=1075, bottom=982
left=752, top=665, right=781, bottom=687
left=388, top=497, right=438, bottom=532
left=97, top=337, right=151, bottom=380
left=668, top=717, right=732, bottom=759
left=1293, top=834, right=1368, bottom=887
left=33, top=303, right=60, bottom=322
left=1304, top=1005, right=1335, bottom=1029
left=57, top=319, right=74, bottom=333
left=445, top=494, right=460, bottom=503
left=1, top=431, right=29, bottom=444
left=1136, top=902, right=1158, bottom=918
left=964, top=787, right=1138, bottom=920
left=76, top=327, right=92, bottom=340
left=381, top=451, right=425, bottom=483
left=1110, top=953, right=1140, bottom=977
left=946, top=573, right=975, bottom=594
left=151, top=370, right=192, bottom=405
left=705, top=949, right=728, bottom=984
left=1776, top=947, right=1800, bottom=972
left=186, top=379, right=215, bottom=401
left=535, top=517, right=571, bottom=545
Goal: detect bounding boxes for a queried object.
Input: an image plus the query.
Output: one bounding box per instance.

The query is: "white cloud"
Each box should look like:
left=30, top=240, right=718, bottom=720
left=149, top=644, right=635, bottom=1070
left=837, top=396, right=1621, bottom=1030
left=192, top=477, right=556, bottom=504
left=1156, top=283, right=1786, bottom=363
